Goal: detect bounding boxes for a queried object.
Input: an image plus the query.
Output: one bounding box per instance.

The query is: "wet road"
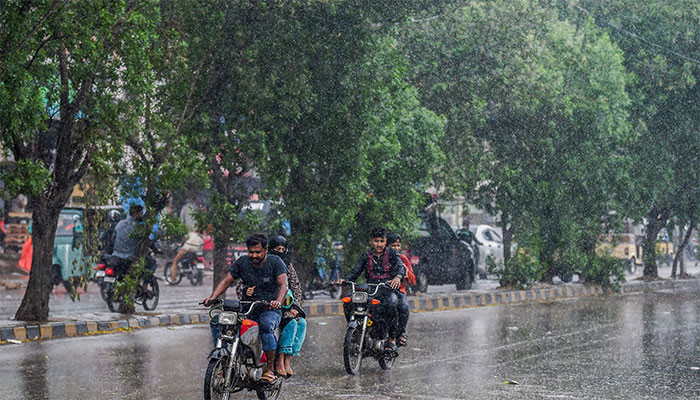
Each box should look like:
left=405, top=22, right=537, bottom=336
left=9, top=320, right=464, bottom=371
left=2, top=284, right=700, bottom=399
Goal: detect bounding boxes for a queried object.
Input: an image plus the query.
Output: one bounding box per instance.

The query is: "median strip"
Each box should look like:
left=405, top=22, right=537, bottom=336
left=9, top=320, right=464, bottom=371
left=1, top=278, right=697, bottom=345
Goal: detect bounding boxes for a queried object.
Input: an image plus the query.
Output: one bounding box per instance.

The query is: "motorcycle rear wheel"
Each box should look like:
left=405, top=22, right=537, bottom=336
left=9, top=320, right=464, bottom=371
left=190, top=269, right=203, bottom=286
left=141, top=278, right=159, bottom=311
left=105, top=283, right=120, bottom=313
left=343, top=325, right=364, bottom=375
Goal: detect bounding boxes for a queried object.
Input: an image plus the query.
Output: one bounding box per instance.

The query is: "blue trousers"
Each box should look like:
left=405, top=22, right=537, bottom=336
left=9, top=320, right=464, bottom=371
left=279, top=318, right=307, bottom=356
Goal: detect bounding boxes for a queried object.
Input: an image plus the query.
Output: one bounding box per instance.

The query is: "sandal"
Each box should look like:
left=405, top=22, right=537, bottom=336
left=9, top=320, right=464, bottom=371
left=397, top=335, right=408, bottom=347
left=276, top=367, right=288, bottom=378
left=384, top=342, right=398, bottom=352
left=261, top=370, right=277, bottom=384
left=286, top=367, right=294, bottom=378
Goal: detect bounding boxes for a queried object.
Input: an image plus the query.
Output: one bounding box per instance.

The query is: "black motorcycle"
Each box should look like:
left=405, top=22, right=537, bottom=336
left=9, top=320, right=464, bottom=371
left=102, top=252, right=160, bottom=312
left=164, top=250, right=205, bottom=286
left=341, top=282, right=399, bottom=375
left=202, top=299, right=283, bottom=400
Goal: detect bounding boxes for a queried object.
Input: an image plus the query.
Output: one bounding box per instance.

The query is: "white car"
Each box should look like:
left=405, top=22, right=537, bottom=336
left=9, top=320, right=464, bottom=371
left=468, top=225, right=504, bottom=277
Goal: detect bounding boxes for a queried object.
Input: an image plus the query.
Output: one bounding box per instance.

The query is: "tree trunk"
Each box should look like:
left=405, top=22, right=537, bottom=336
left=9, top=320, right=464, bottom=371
left=212, top=234, right=229, bottom=295
left=15, top=199, right=65, bottom=321
left=500, top=213, right=513, bottom=266
left=671, top=225, right=693, bottom=278
left=642, top=209, right=666, bottom=279
left=288, top=217, right=314, bottom=287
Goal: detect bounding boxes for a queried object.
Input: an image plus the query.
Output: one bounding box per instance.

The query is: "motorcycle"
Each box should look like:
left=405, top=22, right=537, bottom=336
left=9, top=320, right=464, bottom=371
left=303, top=263, right=341, bottom=300
left=202, top=299, right=283, bottom=400
left=102, top=251, right=160, bottom=312
left=164, top=250, right=205, bottom=286
left=341, top=281, right=399, bottom=375
left=94, top=254, right=112, bottom=301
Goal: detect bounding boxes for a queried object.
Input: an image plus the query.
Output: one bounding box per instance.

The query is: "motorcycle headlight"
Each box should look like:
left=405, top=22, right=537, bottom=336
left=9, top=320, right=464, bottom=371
left=218, top=312, right=238, bottom=325
left=351, top=292, right=368, bottom=303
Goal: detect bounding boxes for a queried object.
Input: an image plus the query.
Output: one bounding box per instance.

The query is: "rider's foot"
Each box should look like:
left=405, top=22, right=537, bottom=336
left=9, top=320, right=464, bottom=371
left=261, top=370, right=277, bottom=383
left=283, top=354, right=293, bottom=377
left=397, top=334, right=408, bottom=347
left=384, top=340, right=398, bottom=352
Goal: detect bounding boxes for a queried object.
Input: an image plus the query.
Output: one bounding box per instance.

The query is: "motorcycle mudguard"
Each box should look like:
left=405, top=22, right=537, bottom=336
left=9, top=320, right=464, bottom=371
left=208, top=347, right=230, bottom=361
left=347, top=319, right=361, bottom=329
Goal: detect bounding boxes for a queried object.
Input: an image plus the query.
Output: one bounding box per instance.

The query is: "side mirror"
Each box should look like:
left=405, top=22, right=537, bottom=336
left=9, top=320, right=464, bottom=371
left=73, top=215, right=84, bottom=235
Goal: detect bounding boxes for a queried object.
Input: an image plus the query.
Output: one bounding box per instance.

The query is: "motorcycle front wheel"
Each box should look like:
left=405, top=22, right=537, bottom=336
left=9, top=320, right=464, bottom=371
left=378, top=352, right=396, bottom=370
left=343, top=325, right=364, bottom=375
left=204, top=358, right=229, bottom=400
left=256, top=380, right=282, bottom=400
left=163, top=262, right=182, bottom=285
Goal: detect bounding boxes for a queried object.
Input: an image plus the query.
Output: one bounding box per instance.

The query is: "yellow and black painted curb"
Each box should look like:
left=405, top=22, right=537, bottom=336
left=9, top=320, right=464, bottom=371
left=2, top=278, right=697, bottom=345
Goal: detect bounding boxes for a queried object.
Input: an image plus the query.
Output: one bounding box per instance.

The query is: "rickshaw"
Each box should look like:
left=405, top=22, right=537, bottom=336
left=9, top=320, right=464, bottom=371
left=50, top=208, right=94, bottom=292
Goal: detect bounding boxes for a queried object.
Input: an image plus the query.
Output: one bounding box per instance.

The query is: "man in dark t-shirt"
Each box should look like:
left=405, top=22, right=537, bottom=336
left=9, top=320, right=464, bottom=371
left=204, top=234, right=289, bottom=382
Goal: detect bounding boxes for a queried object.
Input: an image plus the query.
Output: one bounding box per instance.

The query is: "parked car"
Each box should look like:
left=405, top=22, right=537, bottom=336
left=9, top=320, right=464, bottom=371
left=463, top=224, right=504, bottom=278
left=408, top=213, right=477, bottom=292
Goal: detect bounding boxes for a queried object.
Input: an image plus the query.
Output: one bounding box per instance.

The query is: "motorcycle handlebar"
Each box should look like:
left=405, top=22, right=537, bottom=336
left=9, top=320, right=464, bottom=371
left=342, top=281, right=388, bottom=296
left=200, top=299, right=271, bottom=316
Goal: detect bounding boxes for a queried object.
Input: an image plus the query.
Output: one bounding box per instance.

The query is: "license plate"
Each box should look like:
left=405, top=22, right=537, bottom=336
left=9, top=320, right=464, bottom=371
left=103, top=276, right=115, bottom=283
left=196, top=263, right=205, bottom=270
left=96, top=270, right=105, bottom=277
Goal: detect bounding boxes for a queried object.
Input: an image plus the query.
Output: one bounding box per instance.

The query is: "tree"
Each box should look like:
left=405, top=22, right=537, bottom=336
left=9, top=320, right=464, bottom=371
left=560, top=0, right=700, bottom=279
left=1, top=0, right=162, bottom=321
left=401, top=0, right=631, bottom=284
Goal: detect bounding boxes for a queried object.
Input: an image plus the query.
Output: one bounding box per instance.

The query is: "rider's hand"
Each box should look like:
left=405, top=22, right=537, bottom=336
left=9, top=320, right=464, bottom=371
left=203, top=297, right=214, bottom=306
left=336, top=279, right=344, bottom=285
left=290, top=308, right=299, bottom=318
left=389, top=276, right=401, bottom=290
left=246, top=286, right=255, bottom=297
left=270, top=300, right=281, bottom=309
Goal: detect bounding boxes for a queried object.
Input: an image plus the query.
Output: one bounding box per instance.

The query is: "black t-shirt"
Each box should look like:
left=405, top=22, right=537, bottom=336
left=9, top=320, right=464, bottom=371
left=228, top=254, right=288, bottom=301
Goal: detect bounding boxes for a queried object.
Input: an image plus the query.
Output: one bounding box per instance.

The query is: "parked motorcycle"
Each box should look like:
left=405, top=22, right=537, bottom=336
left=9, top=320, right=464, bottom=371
left=102, top=252, right=160, bottom=312
left=164, top=250, right=205, bottom=286
left=202, top=299, right=283, bottom=400
left=341, top=281, right=399, bottom=375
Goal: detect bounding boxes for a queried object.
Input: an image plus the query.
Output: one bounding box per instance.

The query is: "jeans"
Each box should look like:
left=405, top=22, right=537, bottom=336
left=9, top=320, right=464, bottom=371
left=397, top=291, right=410, bottom=337
left=209, top=309, right=282, bottom=351
left=371, top=288, right=400, bottom=338
left=279, top=318, right=307, bottom=356
left=256, top=310, right=282, bottom=351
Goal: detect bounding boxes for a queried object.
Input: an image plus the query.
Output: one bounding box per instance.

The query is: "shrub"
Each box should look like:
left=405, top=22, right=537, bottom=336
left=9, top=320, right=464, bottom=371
left=495, top=252, right=544, bottom=290
left=579, top=255, right=626, bottom=291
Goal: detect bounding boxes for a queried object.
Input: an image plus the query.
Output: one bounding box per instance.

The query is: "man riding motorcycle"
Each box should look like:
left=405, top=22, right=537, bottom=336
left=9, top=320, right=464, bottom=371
left=204, top=233, right=289, bottom=384
left=109, top=201, right=156, bottom=293
left=339, top=226, right=405, bottom=352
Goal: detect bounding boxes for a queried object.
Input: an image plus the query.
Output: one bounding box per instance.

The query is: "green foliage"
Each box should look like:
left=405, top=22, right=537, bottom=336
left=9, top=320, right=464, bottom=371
left=112, top=257, right=150, bottom=314
left=496, top=253, right=543, bottom=290
left=3, top=159, right=50, bottom=197
left=401, top=0, right=631, bottom=283
left=579, top=255, right=626, bottom=292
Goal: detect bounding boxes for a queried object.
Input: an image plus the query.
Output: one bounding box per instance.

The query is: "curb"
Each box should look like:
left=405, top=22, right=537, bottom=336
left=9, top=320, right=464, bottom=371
left=1, top=278, right=697, bottom=345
